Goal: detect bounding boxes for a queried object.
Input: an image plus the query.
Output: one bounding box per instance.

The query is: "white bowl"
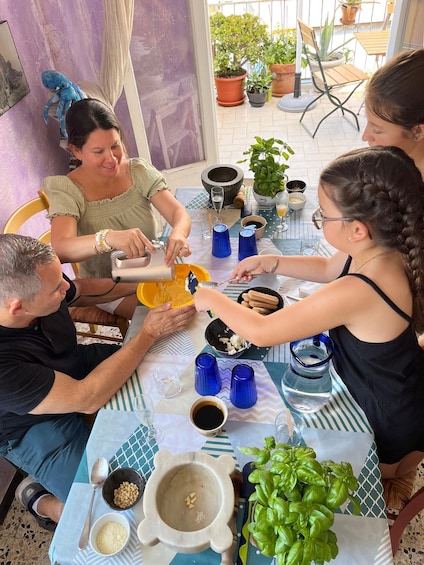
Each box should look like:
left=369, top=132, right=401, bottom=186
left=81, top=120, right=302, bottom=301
left=89, top=512, right=130, bottom=557
left=288, top=192, right=306, bottom=211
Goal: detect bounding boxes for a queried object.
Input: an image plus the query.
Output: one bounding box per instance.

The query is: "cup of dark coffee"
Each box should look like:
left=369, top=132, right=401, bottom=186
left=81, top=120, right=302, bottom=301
left=189, top=396, right=228, bottom=437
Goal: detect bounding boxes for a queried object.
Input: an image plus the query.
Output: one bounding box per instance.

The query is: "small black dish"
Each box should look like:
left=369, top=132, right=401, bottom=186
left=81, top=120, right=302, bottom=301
left=287, top=180, right=307, bottom=193
left=102, top=467, right=145, bottom=511
left=205, top=318, right=251, bottom=358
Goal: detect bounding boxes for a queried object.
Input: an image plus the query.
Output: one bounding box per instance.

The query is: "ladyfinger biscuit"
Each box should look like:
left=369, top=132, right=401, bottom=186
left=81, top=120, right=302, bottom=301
left=252, top=306, right=273, bottom=315
left=248, top=299, right=278, bottom=310
left=247, top=290, right=280, bottom=305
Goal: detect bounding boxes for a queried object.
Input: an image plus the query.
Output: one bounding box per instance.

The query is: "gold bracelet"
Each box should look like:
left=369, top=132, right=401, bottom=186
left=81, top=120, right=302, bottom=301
left=95, top=229, right=114, bottom=252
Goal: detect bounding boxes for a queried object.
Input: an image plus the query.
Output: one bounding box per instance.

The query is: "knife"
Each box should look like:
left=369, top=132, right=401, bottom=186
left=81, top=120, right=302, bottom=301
left=237, top=462, right=256, bottom=565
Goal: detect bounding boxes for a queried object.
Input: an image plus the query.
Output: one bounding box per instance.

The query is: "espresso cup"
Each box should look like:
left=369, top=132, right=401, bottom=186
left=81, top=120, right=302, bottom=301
left=238, top=228, right=257, bottom=261
left=189, top=395, right=228, bottom=437
left=212, top=223, right=231, bottom=258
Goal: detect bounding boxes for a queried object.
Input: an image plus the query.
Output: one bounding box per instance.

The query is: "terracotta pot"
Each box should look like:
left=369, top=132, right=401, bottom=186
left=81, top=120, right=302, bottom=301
left=340, top=4, right=360, bottom=25
left=214, top=73, right=247, bottom=107
left=269, top=63, right=296, bottom=97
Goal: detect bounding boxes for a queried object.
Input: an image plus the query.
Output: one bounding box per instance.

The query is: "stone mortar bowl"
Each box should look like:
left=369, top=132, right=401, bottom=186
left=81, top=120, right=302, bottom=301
left=137, top=450, right=235, bottom=555
left=201, top=164, right=244, bottom=206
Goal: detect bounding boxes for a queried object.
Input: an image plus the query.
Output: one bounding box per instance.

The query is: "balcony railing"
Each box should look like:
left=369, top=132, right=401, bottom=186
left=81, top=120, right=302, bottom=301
left=207, top=0, right=392, bottom=72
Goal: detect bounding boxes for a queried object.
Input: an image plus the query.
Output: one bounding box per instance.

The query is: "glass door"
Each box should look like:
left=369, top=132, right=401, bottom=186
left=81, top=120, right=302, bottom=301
left=124, top=0, right=218, bottom=189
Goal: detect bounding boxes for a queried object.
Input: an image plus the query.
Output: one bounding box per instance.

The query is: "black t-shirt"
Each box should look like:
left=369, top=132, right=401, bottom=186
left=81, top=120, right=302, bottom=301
left=0, top=275, right=90, bottom=445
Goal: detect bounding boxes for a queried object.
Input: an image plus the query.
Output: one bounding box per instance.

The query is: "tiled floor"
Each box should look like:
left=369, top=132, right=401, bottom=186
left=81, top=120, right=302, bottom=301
left=2, top=87, right=424, bottom=564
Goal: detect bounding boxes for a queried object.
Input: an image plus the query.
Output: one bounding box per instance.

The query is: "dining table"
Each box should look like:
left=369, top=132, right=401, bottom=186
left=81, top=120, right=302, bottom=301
left=49, top=186, right=394, bottom=565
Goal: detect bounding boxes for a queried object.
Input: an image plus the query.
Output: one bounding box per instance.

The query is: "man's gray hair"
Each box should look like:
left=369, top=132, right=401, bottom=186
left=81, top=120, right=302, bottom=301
left=0, top=234, right=57, bottom=305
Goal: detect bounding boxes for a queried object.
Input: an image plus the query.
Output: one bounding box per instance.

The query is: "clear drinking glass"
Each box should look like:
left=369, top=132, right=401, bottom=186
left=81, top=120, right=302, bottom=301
left=211, top=186, right=224, bottom=222
left=134, top=393, right=163, bottom=442
left=275, top=190, right=289, bottom=233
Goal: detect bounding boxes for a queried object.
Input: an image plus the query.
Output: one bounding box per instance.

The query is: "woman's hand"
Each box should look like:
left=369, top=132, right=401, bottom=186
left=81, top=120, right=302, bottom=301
left=105, top=228, right=156, bottom=258
left=165, top=230, right=192, bottom=266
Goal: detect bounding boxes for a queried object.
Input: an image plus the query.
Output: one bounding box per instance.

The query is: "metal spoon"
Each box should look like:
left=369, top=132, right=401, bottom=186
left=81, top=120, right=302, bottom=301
left=78, top=456, right=109, bottom=550
left=199, top=276, right=256, bottom=289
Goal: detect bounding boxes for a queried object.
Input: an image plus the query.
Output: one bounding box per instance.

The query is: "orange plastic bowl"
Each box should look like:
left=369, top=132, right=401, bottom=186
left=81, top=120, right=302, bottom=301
left=137, top=263, right=211, bottom=308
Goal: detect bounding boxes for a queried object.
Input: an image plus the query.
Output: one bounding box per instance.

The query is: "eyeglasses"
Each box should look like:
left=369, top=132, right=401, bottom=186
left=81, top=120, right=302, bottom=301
left=312, top=208, right=353, bottom=230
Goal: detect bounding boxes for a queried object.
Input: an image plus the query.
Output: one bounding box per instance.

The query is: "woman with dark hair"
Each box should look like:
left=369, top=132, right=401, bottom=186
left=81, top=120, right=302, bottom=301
left=363, top=48, right=424, bottom=179
left=194, top=146, right=424, bottom=508
left=43, top=98, right=192, bottom=319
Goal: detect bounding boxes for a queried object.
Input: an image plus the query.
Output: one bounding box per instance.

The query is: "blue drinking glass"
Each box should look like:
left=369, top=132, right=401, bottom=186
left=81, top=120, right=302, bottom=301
left=212, top=223, right=231, bottom=258
left=230, top=363, right=257, bottom=409
left=238, top=228, right=257, bottom=261
left=194, top=352, right=222, bottom=396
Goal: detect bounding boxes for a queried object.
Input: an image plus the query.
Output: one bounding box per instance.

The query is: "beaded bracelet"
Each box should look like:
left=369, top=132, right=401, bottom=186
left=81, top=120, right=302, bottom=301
left=95, top=229, right=114, bottom=253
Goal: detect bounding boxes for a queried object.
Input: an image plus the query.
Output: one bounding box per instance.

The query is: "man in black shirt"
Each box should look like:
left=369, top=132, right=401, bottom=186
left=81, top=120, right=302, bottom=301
left=0, top=234, right=195, bottom=528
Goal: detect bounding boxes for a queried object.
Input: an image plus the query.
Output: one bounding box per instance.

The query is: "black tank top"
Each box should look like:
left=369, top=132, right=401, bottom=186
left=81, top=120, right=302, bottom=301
left=329, top=257, right=424, bottom=464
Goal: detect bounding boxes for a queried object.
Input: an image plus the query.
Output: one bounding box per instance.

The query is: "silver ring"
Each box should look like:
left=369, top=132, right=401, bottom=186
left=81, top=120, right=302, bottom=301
left=181, top=245, right=189, bottom=250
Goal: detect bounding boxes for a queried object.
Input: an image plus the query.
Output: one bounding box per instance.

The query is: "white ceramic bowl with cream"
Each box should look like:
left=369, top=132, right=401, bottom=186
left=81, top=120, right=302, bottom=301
left=288, top=192, right=306, bottom=211
left=89, top=512, right=130, bottom=557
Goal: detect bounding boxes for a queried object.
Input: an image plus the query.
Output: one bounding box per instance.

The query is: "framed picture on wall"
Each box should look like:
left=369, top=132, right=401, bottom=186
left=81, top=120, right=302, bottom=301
left=0, top=21, right=30, bottom=117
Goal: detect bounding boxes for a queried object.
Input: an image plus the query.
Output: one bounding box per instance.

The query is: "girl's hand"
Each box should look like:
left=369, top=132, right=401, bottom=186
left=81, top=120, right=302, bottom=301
left=230, top=256, right=266, bottom=281
left=165, top=231, right=191, bottom=266
left=193, top=287, right=215, bottom=313
left=104, top=228, right=156, bottom=258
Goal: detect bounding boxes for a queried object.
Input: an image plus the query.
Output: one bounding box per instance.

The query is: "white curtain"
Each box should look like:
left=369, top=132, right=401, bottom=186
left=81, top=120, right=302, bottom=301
left=79, top=0, right=134, bottom=109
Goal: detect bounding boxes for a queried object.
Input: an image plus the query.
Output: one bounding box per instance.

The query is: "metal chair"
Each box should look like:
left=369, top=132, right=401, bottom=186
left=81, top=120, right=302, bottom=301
left=297, top=19, right=369, bottom=138
left=2, top=194, right=128, bottom=343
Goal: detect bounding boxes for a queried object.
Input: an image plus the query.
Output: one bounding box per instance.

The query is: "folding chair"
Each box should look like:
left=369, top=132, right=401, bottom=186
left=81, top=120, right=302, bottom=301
left=297, top=19, right=369, bottom=138
left=2, top=193, right=128, bottom=343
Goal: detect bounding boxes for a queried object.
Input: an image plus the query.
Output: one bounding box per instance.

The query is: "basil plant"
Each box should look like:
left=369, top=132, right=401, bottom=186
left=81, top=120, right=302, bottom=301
left=239, top=436, right=361, bottom=565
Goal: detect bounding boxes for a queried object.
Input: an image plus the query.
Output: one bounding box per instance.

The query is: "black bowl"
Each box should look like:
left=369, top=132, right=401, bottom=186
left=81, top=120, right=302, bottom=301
left=237, top=286, right=284, bottom=314
left=102, top=467, right=145, bottom=511
left=205, top=318, right=251, bottom=358
left=287, top=180, right=307, bottom=193
left=201, top=164, right=244, bottom=206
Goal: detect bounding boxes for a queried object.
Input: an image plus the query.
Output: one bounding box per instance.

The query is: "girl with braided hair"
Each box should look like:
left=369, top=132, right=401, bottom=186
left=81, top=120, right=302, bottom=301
left=194, top=146, right=424, bottom=507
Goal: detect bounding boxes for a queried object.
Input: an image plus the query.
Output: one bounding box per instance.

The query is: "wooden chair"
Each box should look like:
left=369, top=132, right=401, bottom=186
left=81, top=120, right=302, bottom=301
left=297, top=19, right=369, bottom=138
left=354, top=1, right=395, bottom=64
left=2, top=194, right=128, bottom=343
left=389, top=483, right=424, bottom=555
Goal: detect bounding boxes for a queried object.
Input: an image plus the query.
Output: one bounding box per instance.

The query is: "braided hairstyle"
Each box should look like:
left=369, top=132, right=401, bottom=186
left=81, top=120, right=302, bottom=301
left=365, top=48, right=424, bottom=129
left=319, top=146, right=424, bottom=333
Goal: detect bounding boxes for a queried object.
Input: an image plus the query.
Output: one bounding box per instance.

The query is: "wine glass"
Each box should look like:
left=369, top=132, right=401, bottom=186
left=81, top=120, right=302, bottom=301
left=134, top=393, right=163, bottom=442
left=211, top=186, right=224, bottom=222
left=274, top=190, right=289, bottom=234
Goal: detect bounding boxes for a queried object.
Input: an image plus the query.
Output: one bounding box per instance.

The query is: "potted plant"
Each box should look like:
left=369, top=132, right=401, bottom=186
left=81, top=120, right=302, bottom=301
left=263, top=28, right=306, bottom=97
left=338, top=0, right=362, bottom=25
left=209, top=12, right=268, bottom=107
left=238, top=136, right=295, bottom=205
left=245, top=64, right=273, bottom=108
left=239, top=436, right=361, bottom=565
left=310, top=14, right=354, bottom=69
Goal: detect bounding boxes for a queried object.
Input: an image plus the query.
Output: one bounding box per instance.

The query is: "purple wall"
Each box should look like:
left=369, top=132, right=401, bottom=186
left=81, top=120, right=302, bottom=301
left=0, top=0, right=133, bottom=236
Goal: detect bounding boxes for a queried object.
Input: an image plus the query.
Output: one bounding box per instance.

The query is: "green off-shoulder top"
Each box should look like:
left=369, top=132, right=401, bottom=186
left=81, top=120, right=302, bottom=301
left=43, top=157, right=169, bottom=278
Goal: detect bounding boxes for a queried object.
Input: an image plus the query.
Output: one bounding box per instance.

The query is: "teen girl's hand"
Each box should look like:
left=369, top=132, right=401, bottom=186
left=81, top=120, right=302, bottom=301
left=230, top=255, right=280, bottom=281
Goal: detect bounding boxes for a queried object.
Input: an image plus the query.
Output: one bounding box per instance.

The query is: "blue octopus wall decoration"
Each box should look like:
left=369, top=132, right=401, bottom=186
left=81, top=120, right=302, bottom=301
left=41, top=70, right=84, bottom=138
